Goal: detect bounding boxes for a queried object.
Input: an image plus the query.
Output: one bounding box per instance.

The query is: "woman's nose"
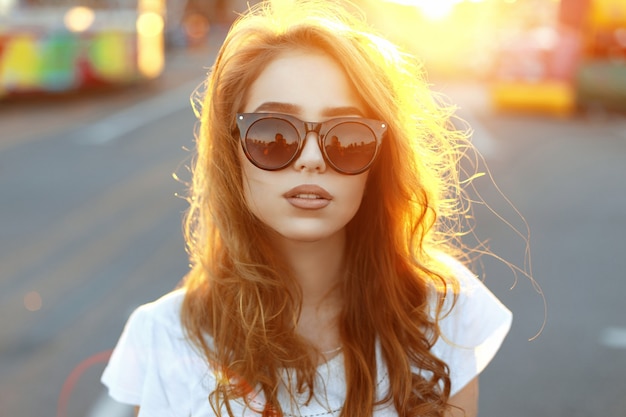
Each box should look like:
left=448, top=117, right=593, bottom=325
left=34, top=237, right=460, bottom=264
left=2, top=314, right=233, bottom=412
left=293, top=132, right=327, bottom=173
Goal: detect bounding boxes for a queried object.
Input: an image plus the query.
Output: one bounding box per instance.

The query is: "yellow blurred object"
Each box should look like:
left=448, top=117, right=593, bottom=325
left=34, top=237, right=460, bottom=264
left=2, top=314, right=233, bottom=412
left=136, top=11, right=164, bottom=37
left=137, top=11, right=164, bottom=79
left=0, top=35, right=40, bottom=89
left=589, top=0, right=626, bottom=27
left=135, top=0, right=165, bottom=79
left=89, top=31, right=134, bottom=81
left=491, top=81, right=576, bottom=117
left=139, top=0, right=166, bottom=14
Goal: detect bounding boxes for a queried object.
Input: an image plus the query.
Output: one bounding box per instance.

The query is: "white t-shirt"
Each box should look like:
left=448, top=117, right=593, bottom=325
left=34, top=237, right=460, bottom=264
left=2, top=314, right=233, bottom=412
left=101, top=261, right=512, bottom=417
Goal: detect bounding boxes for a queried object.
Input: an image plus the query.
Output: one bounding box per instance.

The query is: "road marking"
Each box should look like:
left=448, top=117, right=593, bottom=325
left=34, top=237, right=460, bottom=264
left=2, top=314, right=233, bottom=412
left=75, top=78, right=203, bottom=146
left=87, top=392, right=134, bottom=417
left=600, top=327, right=626, bottom=349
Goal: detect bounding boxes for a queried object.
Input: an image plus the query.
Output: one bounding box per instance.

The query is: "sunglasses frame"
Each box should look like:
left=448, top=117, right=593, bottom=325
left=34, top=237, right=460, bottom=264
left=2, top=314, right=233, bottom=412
left=235, top=112, right=387, bottom=175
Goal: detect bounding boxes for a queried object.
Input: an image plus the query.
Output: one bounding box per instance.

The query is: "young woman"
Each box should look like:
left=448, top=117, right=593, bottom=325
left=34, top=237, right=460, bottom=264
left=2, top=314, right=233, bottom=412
left=102, top=1, right=512, bottom=416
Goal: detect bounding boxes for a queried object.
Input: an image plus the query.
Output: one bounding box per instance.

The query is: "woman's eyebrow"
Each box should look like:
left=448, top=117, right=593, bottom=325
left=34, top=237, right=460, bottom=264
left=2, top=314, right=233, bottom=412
left=253, top=103, right=365, bottom=118
left=253, top=102, right=301, bottom=113
left=321, top=106, right=365, bottom=117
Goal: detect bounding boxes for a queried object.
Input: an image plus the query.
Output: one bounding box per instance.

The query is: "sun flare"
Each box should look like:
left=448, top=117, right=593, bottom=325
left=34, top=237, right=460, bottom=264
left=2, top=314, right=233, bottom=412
left=382, top=0, right=473, bottom=20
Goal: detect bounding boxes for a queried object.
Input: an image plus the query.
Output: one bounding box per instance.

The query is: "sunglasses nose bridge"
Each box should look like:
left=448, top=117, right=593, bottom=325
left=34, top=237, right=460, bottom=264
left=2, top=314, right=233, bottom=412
left=293, top=121, right=327, bottom=172
left=303, top=121, right=323, bottom=138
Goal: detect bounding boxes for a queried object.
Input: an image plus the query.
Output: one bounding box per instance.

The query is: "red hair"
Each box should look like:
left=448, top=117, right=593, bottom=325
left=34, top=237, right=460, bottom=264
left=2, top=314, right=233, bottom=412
left=181, top=1, right=472, bottom=416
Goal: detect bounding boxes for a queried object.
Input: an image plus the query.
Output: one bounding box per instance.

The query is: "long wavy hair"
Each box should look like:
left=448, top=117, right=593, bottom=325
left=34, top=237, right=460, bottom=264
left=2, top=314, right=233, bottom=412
left=181, top=1, right=473, bottom=416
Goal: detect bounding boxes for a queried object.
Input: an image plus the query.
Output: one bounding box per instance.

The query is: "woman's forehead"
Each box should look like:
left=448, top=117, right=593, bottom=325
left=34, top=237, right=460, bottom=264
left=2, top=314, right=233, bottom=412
left=242, top=50, right=366, bottom=117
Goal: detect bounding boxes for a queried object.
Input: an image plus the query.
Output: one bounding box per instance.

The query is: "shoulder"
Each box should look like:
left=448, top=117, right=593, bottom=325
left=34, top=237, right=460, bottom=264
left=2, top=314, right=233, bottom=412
left=129, top=288, right=187, bottom=334
left=124, top=288, right=208, bottom=372
left=447, top=256, right=511, bottom=328
left=428, top=254, right=513, bottom=396
left=430, top=253, right=509, bottom=316
left=102, top=289, right=211, bottom=409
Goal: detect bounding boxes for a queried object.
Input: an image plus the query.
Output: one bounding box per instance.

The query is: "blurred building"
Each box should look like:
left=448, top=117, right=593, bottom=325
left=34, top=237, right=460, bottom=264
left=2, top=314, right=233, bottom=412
left=0, top=0, right=166, bottom=98
left=359, top=0, right=625, bottom=114
left=490, top=0, right=626, bottom=114
left=164, top=0, right=253, bottom=47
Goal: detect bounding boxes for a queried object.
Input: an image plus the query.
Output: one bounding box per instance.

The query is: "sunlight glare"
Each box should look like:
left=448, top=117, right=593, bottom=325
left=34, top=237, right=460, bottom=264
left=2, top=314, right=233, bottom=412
left=420, top=0, right=458, bottom=20
left=383, top=0, right=460, bottom=21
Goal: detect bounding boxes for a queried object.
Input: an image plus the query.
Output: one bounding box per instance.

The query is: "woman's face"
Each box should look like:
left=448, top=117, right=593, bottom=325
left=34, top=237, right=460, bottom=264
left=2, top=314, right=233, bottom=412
left=240, top=50, right=370, bottom=243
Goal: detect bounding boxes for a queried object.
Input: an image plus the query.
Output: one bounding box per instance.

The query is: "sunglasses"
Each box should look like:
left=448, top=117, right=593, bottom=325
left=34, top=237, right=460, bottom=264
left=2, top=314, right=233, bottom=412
left=235, top=113, right=387, bottom=175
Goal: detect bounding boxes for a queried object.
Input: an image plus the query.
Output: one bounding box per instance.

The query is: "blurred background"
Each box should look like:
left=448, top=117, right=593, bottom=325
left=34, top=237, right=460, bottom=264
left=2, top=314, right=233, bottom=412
left=0, top=0, right=624, bottom=416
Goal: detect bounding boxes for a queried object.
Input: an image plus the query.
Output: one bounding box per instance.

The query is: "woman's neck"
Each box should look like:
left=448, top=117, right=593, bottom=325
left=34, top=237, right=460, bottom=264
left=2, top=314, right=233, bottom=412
left=270, top=230, right=346, bottom=354
left=271, top=229, right=346, bottom=307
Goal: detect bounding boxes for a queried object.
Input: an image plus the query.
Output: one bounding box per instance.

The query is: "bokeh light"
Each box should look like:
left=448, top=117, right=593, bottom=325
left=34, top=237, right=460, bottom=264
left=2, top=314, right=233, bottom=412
left=24, top=291, right=42, bottom=312
left=64, top=6, right=95, bottom=33
left=137, top=11, right=165, bottom=79
left=136, top=11, right=164, bottom=38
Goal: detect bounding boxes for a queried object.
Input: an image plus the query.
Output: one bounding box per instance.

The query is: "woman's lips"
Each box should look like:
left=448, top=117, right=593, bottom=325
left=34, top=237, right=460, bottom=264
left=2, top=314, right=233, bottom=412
left=284, top=185, right=332, bottom=209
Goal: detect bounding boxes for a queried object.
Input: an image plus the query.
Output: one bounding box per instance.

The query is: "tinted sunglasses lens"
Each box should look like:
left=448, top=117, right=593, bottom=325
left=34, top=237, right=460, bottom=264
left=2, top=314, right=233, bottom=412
left=245, top=118, right=299, bottom=169
left=324, top=122, right=378, bottom=174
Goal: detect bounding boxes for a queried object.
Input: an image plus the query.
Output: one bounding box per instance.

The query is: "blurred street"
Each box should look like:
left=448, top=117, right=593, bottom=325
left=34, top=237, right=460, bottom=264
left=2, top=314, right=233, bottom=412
left=2, top=20, right=626, bottom=417
left=444, top=84, right=626, bottom=417
left=0, top=30, right=226, bottom=417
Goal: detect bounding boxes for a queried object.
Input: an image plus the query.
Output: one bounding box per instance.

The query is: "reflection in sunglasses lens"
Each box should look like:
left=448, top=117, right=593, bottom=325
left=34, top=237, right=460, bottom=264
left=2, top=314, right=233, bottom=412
left=246, top=119, right=299, bottom=169
left=325, top=123, right=376, bottom=174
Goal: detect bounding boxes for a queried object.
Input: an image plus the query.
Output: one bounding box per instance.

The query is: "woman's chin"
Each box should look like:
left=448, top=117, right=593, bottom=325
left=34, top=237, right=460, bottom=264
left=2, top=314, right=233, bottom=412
left=272, top=226, right=345, bottom=245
